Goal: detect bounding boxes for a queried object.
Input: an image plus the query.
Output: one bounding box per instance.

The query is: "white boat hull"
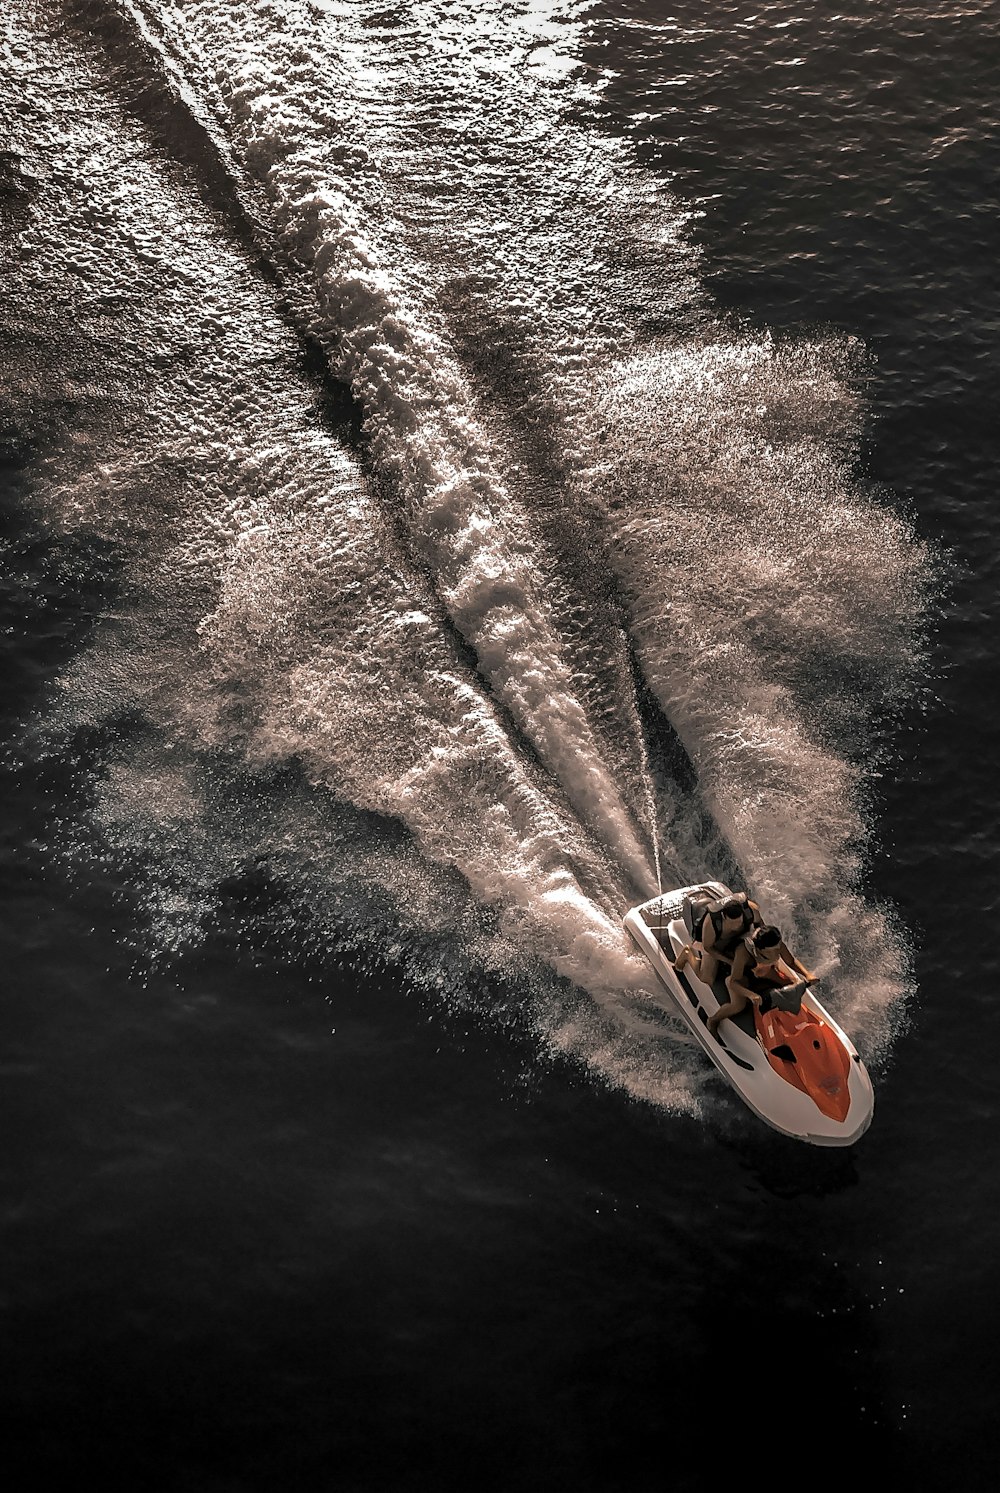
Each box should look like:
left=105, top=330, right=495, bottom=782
left=625, top=883, right=875, bottom=1146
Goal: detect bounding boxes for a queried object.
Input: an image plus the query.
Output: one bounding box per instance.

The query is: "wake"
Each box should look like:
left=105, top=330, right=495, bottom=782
left=1, top=0, right=930, bottom=1112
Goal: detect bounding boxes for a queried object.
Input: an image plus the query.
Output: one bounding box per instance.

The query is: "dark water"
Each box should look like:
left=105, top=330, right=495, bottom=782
left=2, top=2, right=998, bottom=1488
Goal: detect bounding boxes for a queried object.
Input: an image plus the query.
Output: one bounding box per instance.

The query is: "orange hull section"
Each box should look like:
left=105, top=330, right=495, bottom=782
left=756, top=1004, right=853, bottom=1123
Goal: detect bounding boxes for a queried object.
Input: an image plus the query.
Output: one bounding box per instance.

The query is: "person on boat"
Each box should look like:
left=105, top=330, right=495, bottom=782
left=673, top=894, right=762, bottom=987
left=707, top=924, right=816, bottom=1037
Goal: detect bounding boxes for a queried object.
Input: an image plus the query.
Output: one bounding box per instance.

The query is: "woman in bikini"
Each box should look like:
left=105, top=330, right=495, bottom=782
left=707, top=924, right=816, bottom=1037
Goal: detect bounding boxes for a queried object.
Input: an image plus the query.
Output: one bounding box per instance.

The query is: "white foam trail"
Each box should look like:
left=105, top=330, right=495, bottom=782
left=134, top=0, right=928, bottom=1052
left=113, top=0, right=661, bottom=896
left=2, top=0, right=931, bottom=1111
left=6, top=5, right=703, bottom=1111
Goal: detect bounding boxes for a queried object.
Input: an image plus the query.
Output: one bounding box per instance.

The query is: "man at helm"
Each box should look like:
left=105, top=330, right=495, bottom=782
left=673, top=893, right=762, bottom=988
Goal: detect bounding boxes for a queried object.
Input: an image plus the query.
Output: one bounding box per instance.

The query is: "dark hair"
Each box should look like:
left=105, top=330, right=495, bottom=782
left=753, top=925, right=781, bottom=949
left=722, top=900, right=744, bottom=918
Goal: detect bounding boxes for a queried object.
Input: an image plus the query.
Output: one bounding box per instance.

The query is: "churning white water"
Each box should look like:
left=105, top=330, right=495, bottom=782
left=2, top=0, right=929, bottom=1112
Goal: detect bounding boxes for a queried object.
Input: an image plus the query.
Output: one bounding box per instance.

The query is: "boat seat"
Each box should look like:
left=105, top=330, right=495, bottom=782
left=711, top=975, right=756, bottom=1037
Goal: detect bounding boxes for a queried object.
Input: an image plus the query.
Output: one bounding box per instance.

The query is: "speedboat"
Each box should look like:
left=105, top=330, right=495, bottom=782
left=624, top=881, right=874, bottom=1146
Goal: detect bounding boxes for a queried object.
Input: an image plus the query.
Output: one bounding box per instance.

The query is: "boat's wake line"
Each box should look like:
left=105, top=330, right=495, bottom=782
left=4, top=0, right=929, bottom=1112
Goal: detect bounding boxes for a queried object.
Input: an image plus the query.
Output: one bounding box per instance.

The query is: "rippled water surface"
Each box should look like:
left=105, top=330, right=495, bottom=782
left=2, top=3, right=998, bottom=1488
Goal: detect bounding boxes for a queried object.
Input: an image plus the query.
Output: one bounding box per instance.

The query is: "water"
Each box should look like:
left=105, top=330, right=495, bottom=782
left=1, top=2, right=997, bottom=1487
